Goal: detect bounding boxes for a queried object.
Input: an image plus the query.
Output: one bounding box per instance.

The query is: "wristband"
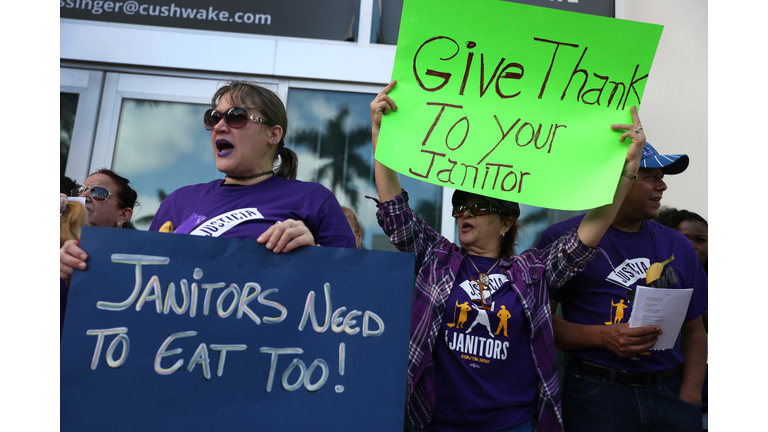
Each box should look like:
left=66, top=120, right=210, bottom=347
left=621, top=171, right=638, bottom=180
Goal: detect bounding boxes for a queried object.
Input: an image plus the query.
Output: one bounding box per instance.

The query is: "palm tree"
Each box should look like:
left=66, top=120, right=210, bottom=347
left=290, top=107, right=371, bottom=208
left=134, top=188, right=170, bottom=228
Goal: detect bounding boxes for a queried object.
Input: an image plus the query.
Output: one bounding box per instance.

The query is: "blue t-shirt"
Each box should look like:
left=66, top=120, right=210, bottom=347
left=149, top=176, right=356, bottom=249
left=537, top=215, right=708, bottom=373
left=430, top=255, right=536, bottom=432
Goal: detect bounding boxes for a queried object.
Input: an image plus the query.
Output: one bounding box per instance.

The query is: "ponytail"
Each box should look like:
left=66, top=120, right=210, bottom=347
left=274, top=144, right=298, bottom=180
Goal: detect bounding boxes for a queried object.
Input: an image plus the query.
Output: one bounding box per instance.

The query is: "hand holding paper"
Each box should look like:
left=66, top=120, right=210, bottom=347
left=599, top=322, right=661, bottom=358
left=628, top=286, right=693, bottom=350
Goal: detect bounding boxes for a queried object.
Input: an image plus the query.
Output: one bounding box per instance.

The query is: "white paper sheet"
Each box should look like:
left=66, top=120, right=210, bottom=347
left=627, top=286, right=693, bottom=350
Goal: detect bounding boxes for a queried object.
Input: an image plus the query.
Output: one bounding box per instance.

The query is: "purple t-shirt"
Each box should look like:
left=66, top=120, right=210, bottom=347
left=430, top=255, right=536, bottom=432
left=537, top=215, right=708, bottom=373
left=149, top=176, right=356, bottom=249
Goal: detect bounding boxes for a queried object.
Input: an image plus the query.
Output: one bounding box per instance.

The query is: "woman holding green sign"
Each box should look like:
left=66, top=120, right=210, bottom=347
left=370, top=80, right=648, bottom=432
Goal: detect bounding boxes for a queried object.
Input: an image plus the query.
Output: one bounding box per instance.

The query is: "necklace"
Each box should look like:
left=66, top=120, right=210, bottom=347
left=467, top=255, right=500, bottom=287
left=467, top=255, right=500, bottom=310
left=226, top=170, right=273, bottom=181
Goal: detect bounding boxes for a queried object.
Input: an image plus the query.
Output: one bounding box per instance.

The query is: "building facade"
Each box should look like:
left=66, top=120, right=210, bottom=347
left=60, top=0, right=707, bottom=250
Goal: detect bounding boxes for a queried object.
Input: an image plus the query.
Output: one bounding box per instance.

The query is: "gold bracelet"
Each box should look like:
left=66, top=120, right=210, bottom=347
left=621, top=171, right=638, bottom=180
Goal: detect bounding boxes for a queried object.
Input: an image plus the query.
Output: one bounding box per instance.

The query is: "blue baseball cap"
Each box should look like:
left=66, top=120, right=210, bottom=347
left=640, top=142, right=689, bottom=175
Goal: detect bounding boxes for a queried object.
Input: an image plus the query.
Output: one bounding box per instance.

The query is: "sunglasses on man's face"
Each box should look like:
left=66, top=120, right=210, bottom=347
left=71, top=184, right=123, bottom=206
left=203, top=107, right=269, bottom=131
left=452, top=202, right=503, bottom=218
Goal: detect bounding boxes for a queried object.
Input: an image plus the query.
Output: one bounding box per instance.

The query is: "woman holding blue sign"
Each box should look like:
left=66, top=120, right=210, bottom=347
left=370, top=80, right=647, bottom=432
left=60, top=168, right=139, bottom=333
left=146, top=81, right=354, bottom=250
left=61, top=81, right=355, bottom=285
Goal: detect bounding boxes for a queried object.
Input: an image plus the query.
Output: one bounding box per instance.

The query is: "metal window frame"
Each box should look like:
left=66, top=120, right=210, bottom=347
left=60, top=68, right=105, bottom=182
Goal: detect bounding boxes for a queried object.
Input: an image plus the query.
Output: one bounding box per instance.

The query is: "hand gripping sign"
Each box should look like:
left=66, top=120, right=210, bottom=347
left=61, top=227, right=414, bottom=431
left=376, top=0, right=663, bottom=210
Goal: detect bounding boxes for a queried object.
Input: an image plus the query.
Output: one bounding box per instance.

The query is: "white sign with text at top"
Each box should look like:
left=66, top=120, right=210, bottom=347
left=628, top=286, right=693, bottom=350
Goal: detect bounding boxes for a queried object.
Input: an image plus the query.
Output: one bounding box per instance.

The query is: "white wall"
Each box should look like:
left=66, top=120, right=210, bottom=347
left=617, top=0, right=708, bottom=220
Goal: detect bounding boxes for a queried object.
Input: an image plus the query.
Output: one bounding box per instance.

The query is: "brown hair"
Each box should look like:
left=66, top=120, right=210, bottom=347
left=92, top=168, right=138, bottom=210
left=342, top=206, right=362, bottom=234
left=60, top=200, right=88, bottom=247
left=655, top=207, right=708, bottom=229
left=500, top=216, right=520, bottom=257
left=212, top=81, right=298, bottom=179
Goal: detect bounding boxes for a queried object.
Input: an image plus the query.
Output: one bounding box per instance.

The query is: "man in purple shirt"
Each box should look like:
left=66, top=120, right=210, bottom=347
left=537, top=143, right=707, bottom=432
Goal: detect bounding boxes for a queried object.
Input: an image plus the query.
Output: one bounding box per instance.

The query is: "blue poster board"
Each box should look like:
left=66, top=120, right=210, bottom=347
left=61, top=227, right=415, bottom=431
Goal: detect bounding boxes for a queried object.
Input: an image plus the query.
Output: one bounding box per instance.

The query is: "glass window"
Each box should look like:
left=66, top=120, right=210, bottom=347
left=370, top=0, right=402, bottom=45
left=111, top=99, right=219, bottom=230
left=515, top=204, right=547, bottom=252
left=519, top=207, right=585, bottom=251
left=60, top=93, right=79, bottom=176
left=61, top=68, right=105, bottom=183
left=286, top=87, right=443, bottom=251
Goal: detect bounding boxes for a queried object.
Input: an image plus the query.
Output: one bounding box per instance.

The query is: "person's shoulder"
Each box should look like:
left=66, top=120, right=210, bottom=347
left=543, top=213, right=586, bottom=235
left=646, top=221, right=704, bottom=277
left=277, top=177, right=327, bottom=189
left=534, top=213, right=584, bottom=247
left=646, top=219, right=697, bottom=250
left=166, top=179, right=220, bottom=197
left=646, top=219, right=688, bottom=240
left=153, top=181, right=219, bottom=219
left=274, top=177, right=335, bottom=197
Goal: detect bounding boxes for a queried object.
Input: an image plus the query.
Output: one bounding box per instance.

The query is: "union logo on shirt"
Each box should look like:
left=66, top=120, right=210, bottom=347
left=605, top=257, right=651, bottom=288
left=445, top=300, right=511, bottom=362
left=190, top=208, right=264, bottom=237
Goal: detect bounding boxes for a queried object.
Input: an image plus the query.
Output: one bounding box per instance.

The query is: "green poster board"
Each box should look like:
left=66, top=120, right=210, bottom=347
left=376, top=0, right=663, bottom=210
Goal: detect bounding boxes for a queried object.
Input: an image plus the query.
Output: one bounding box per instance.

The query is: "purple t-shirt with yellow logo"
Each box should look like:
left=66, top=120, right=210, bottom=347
left=430, top=255, right=536, bottom=432
left=149, top=176, right=356, bottom=249
left=537, top=214, right=708, bottom=373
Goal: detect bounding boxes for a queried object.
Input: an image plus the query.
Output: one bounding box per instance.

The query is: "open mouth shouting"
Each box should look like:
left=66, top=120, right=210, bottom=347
left=216, top=139, right=234, bottom=157
left=461, top=220, right=475, bottom=233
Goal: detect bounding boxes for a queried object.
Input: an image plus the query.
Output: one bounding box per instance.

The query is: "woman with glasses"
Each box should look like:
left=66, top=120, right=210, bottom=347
left=59, top=169, right=139, bottom=283
left=60, top=81, right=355, bottom=285
left=71, top=168, right=138, bottom=229
left=60, top=168, right=137, bottom=333
left=147, top=81, right=354, bottom=248
left=369, top=81, right=646, bottom=432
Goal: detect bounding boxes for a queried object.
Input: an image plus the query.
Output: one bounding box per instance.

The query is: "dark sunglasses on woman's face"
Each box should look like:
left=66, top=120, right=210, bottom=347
left=452, top=202, right=503, bottom=218
left=71, top=184, right=124, bottom=206
left=203, top=107, right=269, bottom=131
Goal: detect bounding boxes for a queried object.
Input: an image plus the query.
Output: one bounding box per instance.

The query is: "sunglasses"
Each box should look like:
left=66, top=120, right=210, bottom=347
left=203, top=107, right=269, bottom=131
left=452, top=202, right=504, bottom=218
left=71, top=184, right=124, bottom=206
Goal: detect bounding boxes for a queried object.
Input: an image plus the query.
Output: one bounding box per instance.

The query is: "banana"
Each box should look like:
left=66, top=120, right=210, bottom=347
left=646, top=255, right=674, bottom=284
left=159, top=221, right=174, bottom=233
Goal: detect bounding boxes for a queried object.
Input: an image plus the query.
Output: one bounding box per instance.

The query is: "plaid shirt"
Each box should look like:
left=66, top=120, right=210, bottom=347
left=375, top=191, right=597, bottom=432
